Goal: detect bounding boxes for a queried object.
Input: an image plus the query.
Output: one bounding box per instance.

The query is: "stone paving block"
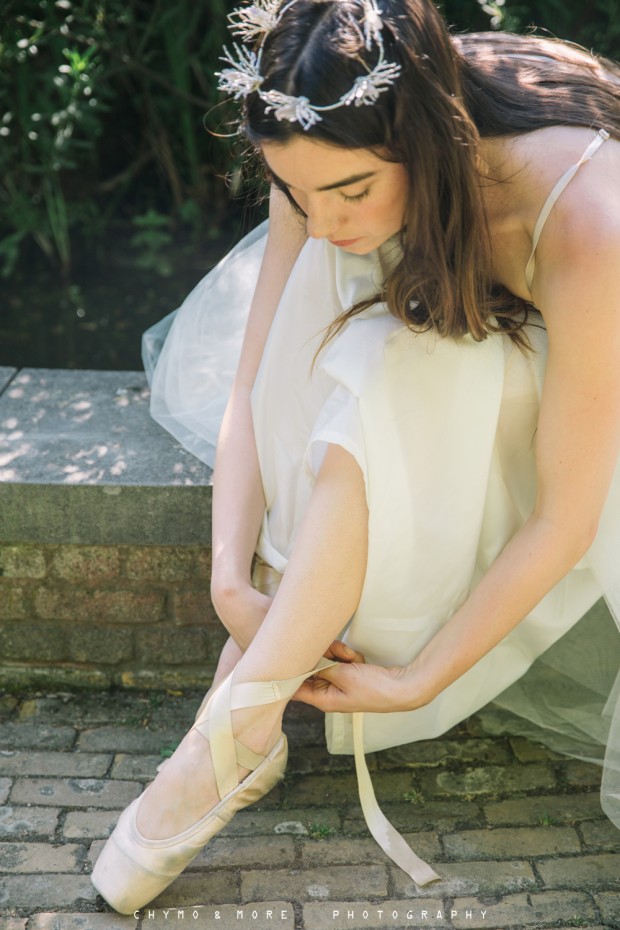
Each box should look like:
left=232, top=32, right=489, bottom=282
left=0, top=841, right=86, bottom=873
left=10, top=776, right=141, bottom=809
left=391, top=858, right=536, bottom=898
left=241, top=865, right=389, bottom=902
left=343, top=799, right=482, bottom=834
left=110, top=752, right=163, bottom=780
left=0, top=873, right=97, bottom=909
left=0, top=805, right=60, bottom=838
left=580, top=818, right=620, bottom=852
left=381, top=737, right=511, bottom=768
left=419, top=763, right=556, bottom=798
left=28, top=914, right=138, bottom=929
left=136, top=903, right=293, bottom=930
left=284, top=772, right=411, bottom=808
left=594, top=891, right=620, bottom=927
left=538, top=853, right=620, bottom=890
left=0, top=723, right=76, bottom=751
left=190, top=835, right=296, bottom=870
left=300, top=832, right=441, bottom=867
left=562, top=760, right=604, bottom=788
left=0, top=694, right=18, bottom=718
left=304, top=899, right=445, bottom=930
left=508, top=735, right=564, bottom=763
left=62, top=809, right=121, bottom=840
left=0, top=750, right=112, bottom=778
left=442, top=824, right=581, bottom=859
left=16, top=692, right=165, bottom=728
left=218, top=808, right=340, bottom=837
left=143, top=869, right=239, bottom=907
left=284, top=745, right=362, bottom=777
left=78, top=726, right=182, bottom=753
left=484, top=792, right=605, bottom=826
left=2, top=920, right=28, bottom=930
left=450, top=891, right=597, bottom=928
left=0, top=776, right=11, bottom=803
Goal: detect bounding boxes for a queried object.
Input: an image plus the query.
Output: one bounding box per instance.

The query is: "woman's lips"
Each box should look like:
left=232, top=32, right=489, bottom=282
left=329, top=237, right=362, bottom=248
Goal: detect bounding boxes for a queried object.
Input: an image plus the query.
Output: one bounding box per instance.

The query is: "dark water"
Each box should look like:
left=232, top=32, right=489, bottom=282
left=0, top=225, right=249, bottom=372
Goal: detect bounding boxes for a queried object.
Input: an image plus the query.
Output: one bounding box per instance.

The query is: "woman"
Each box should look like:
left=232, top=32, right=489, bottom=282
left=93, top=0, right=620, bottom=914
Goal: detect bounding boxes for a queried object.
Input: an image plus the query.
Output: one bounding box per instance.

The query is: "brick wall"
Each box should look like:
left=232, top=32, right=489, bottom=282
left=0, top=543, right=226, bottom=691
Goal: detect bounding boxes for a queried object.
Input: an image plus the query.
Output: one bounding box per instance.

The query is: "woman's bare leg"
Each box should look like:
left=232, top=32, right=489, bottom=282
left=137, top=445, right=368, bottom=838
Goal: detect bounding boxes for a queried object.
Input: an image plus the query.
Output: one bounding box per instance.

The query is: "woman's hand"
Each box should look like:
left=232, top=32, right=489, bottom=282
left=323, top=640, right=366, bottom=664
left=295, top=660, right=427, bottom=714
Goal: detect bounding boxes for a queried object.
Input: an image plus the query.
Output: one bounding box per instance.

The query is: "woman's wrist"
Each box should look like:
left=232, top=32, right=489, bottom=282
left=396, top=659, right=438, bottom=712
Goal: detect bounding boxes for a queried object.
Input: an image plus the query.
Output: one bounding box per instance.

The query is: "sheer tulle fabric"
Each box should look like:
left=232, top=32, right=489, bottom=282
left=143, top=224, right=620, bottom=829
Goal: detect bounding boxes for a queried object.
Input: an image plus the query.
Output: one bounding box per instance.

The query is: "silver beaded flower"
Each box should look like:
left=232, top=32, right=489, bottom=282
left=228, top=0, right=281, bottom=41
left=261, top=91, right=322, bottom=130
left=216, top=44, right=264, bottom=98
left=341, top=60, right=402, bottom=106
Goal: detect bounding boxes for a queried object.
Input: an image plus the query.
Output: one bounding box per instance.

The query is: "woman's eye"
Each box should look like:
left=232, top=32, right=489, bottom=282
left=342, top=188, right=370, bottom=203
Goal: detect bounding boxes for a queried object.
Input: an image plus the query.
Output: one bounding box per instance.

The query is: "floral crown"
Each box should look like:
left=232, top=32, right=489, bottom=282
left=216, top=0, right=401, bottom=131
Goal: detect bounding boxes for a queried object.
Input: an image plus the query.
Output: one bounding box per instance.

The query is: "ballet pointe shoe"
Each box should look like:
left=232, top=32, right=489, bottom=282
left=91, top=659, right=335, bottom=914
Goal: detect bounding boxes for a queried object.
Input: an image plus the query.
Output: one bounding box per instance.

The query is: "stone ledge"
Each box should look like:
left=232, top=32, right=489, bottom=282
left=0, top=368, right=212, bottom=546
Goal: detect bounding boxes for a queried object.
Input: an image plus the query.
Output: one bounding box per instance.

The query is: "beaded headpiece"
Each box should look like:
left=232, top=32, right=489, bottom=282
left=216, top=0, right=401, bottom=131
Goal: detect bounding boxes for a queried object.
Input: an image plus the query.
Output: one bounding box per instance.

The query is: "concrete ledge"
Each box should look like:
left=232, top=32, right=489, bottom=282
left=0, top=368, right=212, bottom=545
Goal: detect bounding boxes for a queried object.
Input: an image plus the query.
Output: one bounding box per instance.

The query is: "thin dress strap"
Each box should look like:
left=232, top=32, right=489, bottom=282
left=524, top=128, right=611, bottom=294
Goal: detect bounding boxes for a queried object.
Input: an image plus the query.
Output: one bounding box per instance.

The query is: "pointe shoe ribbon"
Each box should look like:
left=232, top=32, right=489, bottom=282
left=259, top=657, right=440, bottom=887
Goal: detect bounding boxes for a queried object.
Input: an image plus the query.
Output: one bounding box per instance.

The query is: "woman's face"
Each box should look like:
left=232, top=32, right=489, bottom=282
left=261, top=137, right=408, bottom=253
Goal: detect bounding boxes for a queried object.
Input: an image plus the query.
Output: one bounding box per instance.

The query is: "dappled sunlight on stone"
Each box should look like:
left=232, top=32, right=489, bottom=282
left=0, top=368, right=213, bottom=487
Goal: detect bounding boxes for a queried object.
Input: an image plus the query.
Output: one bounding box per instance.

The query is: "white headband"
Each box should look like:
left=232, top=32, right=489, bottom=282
left=216, top=0, right=401, bottom=131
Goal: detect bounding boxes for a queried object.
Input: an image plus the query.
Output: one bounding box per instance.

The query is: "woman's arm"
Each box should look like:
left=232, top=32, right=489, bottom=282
left=211, top=187, right=307, bottom=649
left=300, top=198, right=620, bottom=713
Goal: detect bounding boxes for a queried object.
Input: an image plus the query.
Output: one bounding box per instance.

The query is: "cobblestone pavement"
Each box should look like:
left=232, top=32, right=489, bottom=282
left=0, top=688, right=618, bottom=930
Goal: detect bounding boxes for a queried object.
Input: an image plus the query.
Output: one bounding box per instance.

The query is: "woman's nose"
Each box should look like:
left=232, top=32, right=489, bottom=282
left=305, top=201, right=338, bottom=240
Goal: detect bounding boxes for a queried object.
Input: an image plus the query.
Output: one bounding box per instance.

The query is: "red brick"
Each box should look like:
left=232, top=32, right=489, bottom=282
left=0, top=624, right=68, bottom=661
left=0, top=546, right=46, bottom=579
left=0, top=584, right=28, bottom=619
left=134, top=627, right=209, bottom=665
left=34, top=587, right=165, bottom=623
left=126, top=546, right=194, bottom=581
left=172, top=590, right=219, bottom=625
left=50, top=547, right=121, bottom=583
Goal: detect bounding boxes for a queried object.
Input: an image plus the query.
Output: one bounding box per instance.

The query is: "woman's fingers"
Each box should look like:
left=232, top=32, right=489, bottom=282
left=324, top=640, right=366, bottom=663
left=295, top=662, right=412, bottom=714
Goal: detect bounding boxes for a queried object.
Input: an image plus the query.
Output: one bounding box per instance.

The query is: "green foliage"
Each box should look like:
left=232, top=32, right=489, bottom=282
left=0, top=0, right=236, bottom=275
left=443, top=0, right=620, bottom=59
left=306, top=822, right=337, bottom=839
left=130, top=209, right=174, bottom=276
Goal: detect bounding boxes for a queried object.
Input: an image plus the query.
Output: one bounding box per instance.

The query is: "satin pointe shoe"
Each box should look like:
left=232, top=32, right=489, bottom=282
left=91, top=660, right=335, bottom=914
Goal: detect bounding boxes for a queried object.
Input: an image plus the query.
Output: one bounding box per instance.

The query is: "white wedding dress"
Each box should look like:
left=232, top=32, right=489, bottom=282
left=143, top=132, right=620, bottom=832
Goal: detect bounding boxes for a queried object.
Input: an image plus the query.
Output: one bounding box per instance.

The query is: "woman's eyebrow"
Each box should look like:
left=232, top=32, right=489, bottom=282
left=317, top=170, right=377, bottom=191
left=270, top=169, right=378, bottom=192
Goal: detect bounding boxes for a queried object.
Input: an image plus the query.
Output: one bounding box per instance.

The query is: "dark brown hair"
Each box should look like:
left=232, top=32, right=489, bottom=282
left=240, top=0, right=620, bottom=345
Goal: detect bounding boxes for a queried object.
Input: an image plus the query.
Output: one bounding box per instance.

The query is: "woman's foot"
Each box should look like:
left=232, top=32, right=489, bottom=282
left=135, top=699, right=285, bottom=840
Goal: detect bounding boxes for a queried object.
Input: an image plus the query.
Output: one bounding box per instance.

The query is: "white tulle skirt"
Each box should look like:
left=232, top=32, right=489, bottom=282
left=144, top=222, right=620, bottom=829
